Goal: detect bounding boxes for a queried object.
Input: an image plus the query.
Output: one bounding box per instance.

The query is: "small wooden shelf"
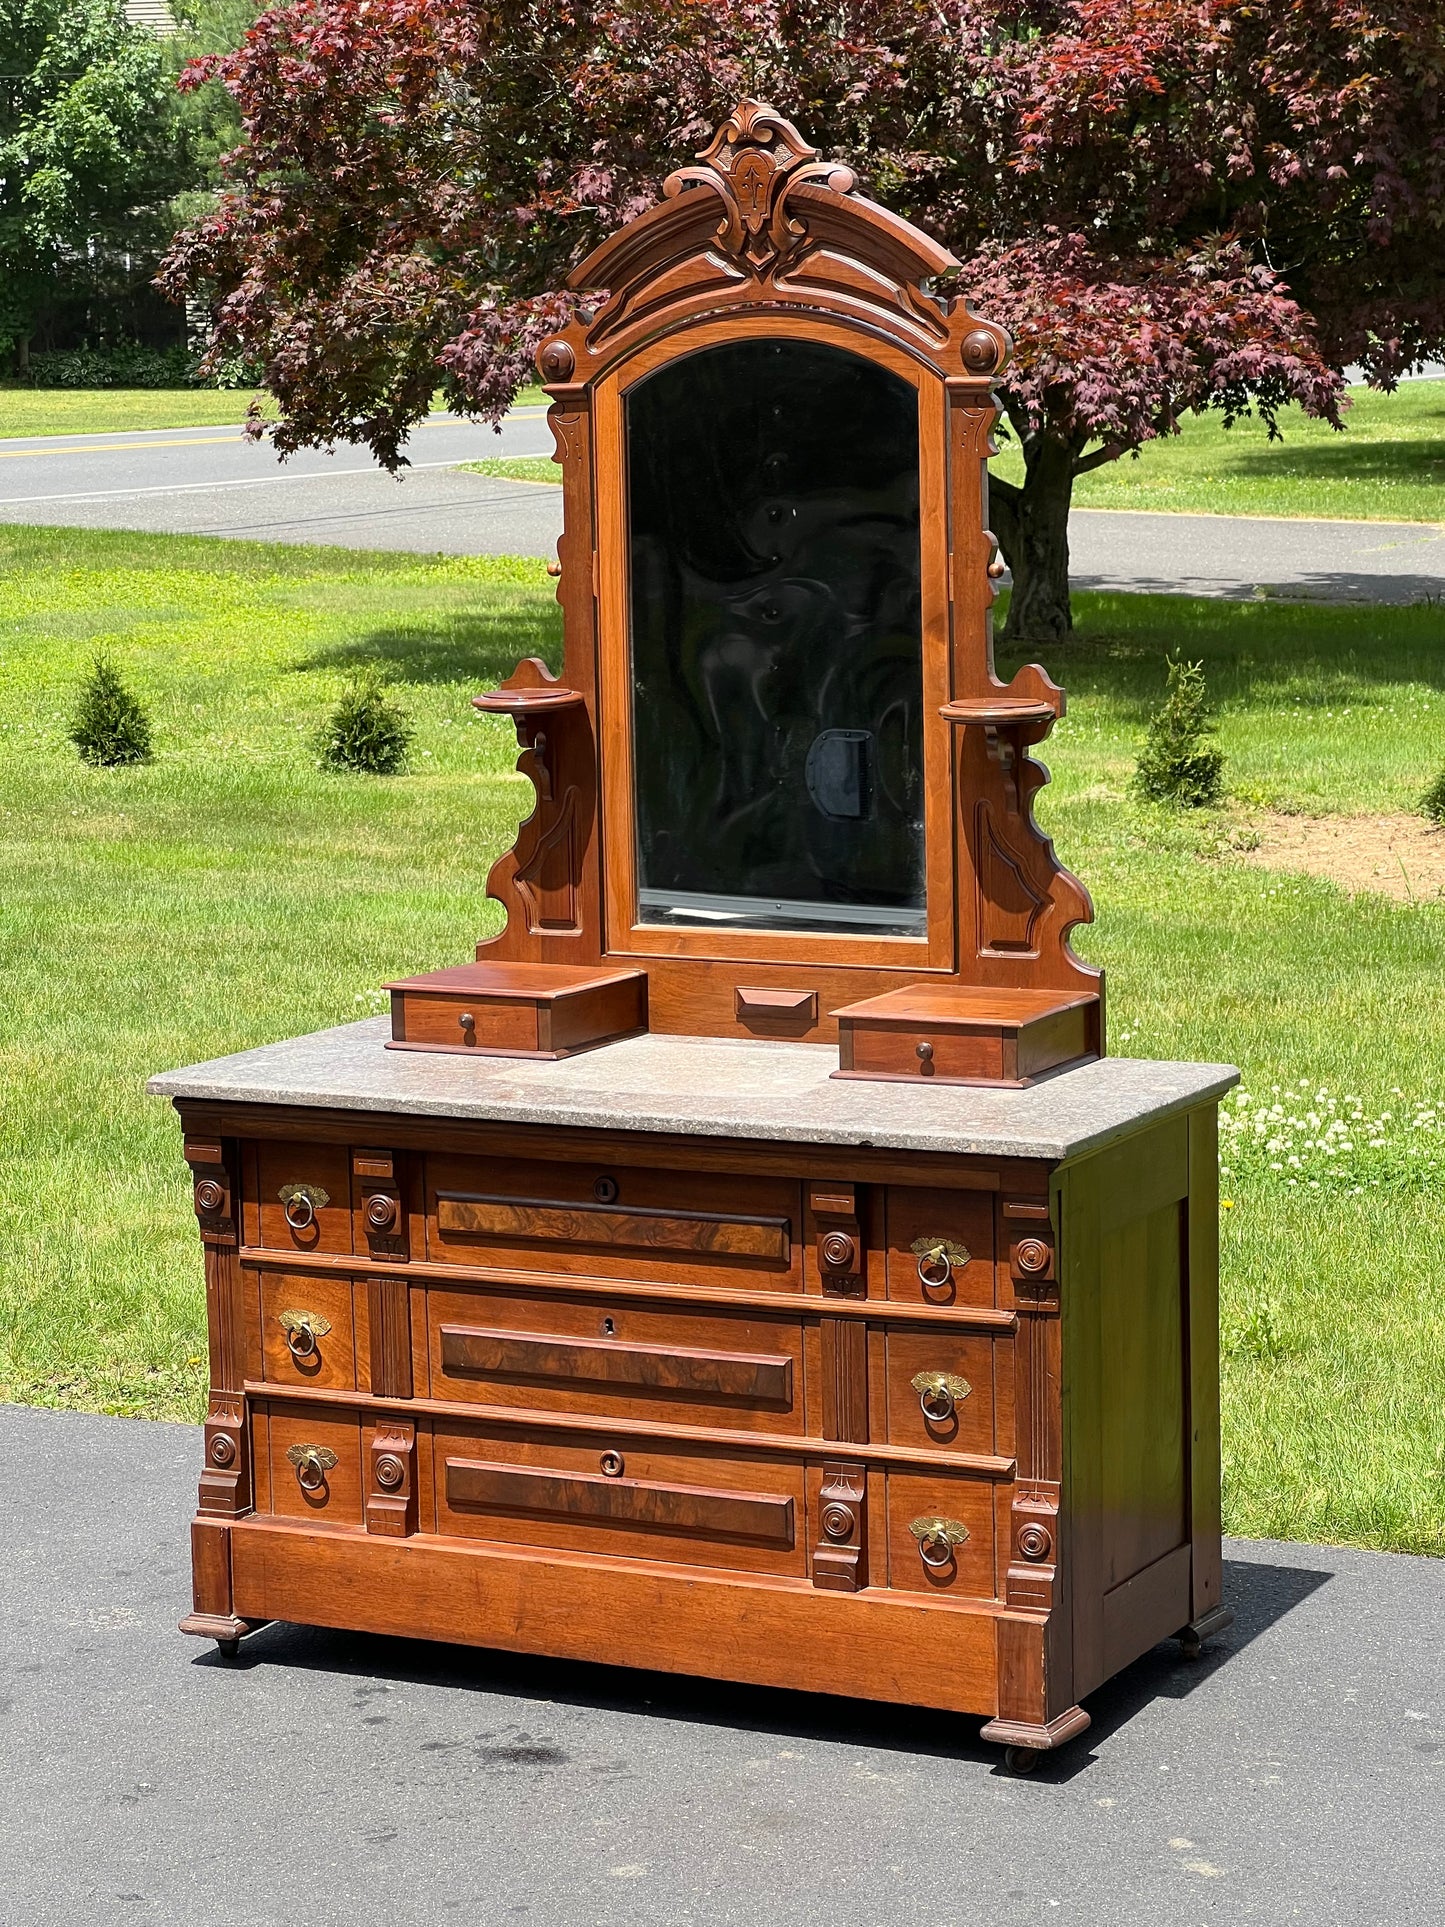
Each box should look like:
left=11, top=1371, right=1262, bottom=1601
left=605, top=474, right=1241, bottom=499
left=939, top=697, right=1061, bottom=726
left=472, top=685, right=586, bottom=715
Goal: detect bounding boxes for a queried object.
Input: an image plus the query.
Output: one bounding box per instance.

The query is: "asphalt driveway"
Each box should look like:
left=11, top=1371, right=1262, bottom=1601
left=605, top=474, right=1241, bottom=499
left=1, top=1402, right=1439, bottom=1926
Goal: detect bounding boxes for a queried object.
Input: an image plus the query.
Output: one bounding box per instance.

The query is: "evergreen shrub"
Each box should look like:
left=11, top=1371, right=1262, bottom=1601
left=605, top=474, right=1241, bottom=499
left=69, top=655, right=154, bottom=767
left=315, top=666, right=413, bottom=775
left=1133, top=657, right=1225, bottom=807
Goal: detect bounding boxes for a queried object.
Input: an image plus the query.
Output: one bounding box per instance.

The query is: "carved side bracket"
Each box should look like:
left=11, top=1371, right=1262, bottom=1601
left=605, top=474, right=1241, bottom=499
left=813, top=1459, right=867, bottom=1591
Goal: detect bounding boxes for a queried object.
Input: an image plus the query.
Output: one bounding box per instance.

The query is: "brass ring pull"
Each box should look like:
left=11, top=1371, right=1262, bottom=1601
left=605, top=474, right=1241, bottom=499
left=279, top=1182, right=328, bottom=1232
left=286, top=1443, right=338, bottom=1492
left=911, top=1237, right=970, bottom=1292
left=909, top=1515, right=969, bottom=1569
left=280, top=1309, right=332, bottom=1360
left=911, top=1371, right=972, bottom=1422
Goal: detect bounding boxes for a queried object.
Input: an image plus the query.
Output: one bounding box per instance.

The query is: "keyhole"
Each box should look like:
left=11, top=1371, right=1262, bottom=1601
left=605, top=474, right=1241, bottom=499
left=601, top=1317, right=616, bottom=1338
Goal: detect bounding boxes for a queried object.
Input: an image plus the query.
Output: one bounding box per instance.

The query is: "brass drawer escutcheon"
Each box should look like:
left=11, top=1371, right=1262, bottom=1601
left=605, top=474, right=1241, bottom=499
left=279, top=1308, right=333, bottom=1359
left=909, top=1515, right=970, bottom=1569
left=279, top=1182, right=330, bottom=1231
left=286, top=1443, right=338, bottom=1491
left=909, top=1370, right=972, bottom=1422
left=911, top=1237, right=971, bottom=1290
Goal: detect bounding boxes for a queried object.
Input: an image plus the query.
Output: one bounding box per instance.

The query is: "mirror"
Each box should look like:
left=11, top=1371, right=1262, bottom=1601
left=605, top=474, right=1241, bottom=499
left=626, top=338, right=926, bottom=938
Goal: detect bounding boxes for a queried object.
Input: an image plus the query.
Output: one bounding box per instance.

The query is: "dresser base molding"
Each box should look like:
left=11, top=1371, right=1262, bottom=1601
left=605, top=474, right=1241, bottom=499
left=224, top=1517, right=1027, bottom=1717
left=1177, top=1603, right=1236, bottom=1661
left=978, top=1706, right=1092, bottom=1753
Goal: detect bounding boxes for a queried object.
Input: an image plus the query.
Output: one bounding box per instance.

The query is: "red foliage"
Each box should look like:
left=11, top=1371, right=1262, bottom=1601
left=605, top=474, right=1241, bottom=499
left=159, top=0, right=1445, bottom=473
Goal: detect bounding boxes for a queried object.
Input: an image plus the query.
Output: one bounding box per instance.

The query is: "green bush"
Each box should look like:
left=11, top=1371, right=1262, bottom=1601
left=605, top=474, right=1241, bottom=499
left=315, top=666, right=413, bottom=775
left=26, top=345, right=200, bottom=390
left=1132, top=656, right=1225, bottom=807
left=1423, top=769, right=1445, bottom=824
left=69, top=655, right=154, bottom=767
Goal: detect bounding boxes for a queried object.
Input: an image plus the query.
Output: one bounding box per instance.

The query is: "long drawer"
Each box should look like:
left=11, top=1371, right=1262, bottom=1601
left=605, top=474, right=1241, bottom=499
left=425, top=1154, right=802, bottom=1291
left=434, top=1422, right=807, bottom=1577
left=427, top=1284, right=806, bottom=1434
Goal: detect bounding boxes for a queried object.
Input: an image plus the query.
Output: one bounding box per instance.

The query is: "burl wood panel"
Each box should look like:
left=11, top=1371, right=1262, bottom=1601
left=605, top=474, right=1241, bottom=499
left=433, top=1422, right=807, bottom=1577
left=425, top=1153, right=802, bottom=1289
left=428, top=1285, right=803, bottom=1433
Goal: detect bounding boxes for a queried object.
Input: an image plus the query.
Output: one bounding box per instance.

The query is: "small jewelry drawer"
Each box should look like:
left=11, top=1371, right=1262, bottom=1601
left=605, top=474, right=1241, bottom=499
left=428, top=1285, right=805, bottom=1434
left=884, top=1469, right=998, bottom=1599
left=257, top=1271, right=360, bottom=1390
left=883, top=1187, right=995, bottom=1306
left=246, top=1141, right=354, bottom=1255
left=875, top=1326, right=998, bottom=1457
left=425, top=1154, right=803, bottom=1292
left=433, top=1422, right=806, bottom=1577
left=262, top=1405, right=363, bottom=1526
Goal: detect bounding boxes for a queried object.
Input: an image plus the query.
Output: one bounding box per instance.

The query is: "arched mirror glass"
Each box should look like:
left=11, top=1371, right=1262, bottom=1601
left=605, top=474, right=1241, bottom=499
left=626, top=338, right=925, bottom=938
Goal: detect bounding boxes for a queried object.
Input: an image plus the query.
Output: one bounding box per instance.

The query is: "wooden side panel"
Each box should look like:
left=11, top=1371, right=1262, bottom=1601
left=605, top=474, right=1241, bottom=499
left=1185, top=1104, right=1225, bottom=1624
left=1099, top=1200, right=1187, bottom=1588
left=230, top=1521, right=1004, bottom=1717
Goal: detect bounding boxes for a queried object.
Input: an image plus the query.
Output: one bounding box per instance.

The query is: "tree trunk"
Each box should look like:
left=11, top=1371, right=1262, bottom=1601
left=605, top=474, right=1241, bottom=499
left=16, top=334, right=30, bottom=378
left=988, top=432, right=1077, bottom=644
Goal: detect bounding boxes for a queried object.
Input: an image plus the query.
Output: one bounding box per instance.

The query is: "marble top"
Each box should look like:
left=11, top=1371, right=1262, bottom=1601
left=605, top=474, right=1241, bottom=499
left=148, top=1019, right=1238, bottom=1165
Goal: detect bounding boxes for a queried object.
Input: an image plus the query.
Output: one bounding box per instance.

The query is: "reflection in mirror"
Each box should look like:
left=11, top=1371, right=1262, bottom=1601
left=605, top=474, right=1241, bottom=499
left=626, top=338, right=925, bottom=937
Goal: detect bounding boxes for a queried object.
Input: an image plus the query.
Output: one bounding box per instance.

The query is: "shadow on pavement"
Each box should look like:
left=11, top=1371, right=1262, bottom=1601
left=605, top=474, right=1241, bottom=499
left=191, top=1554, right=1330, bottom=1783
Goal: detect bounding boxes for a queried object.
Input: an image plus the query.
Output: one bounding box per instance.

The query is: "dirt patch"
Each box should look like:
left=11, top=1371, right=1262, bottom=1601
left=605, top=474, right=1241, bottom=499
left=1235, top=812, right=1445, bottom=902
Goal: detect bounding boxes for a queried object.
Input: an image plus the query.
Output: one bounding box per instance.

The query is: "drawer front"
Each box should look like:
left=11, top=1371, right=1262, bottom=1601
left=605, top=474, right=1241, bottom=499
left=884, top=1186, right=995, bottom=1306
left=258, top=1271, right=360, bottom=1391
left=395, top=991, right=537, bottom=1053
left=884, top=1469, right=998, bottom=1599
left=248, top=1141, right=354, bottom=1255
left=876, top=1326, right=998, bottom=1457
left=426, top=1155, right=802, bottom=1291
left=434, top=1423, right=806, bottom=1576
left=428, top=1286, right=804, bottom=1434
left=264, top=1406, right=363, bottom=1525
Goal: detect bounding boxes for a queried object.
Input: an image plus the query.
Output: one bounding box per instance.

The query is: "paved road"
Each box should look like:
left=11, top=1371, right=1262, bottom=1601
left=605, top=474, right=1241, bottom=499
left=0, top=410, right=562, bottom=557
left=3, top=413, right=1444, bottom=600
left=2, top=1402, right=1439, bottom=1926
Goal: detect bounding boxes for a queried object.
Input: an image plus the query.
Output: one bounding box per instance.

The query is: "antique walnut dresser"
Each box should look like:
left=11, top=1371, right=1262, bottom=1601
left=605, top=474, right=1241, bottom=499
left=151, top=102, right=1236, bottom=1771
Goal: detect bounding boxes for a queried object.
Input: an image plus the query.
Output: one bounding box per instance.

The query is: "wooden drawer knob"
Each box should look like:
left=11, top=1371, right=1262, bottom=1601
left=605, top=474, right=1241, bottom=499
left=366, top=1193, right=399, bottom=1232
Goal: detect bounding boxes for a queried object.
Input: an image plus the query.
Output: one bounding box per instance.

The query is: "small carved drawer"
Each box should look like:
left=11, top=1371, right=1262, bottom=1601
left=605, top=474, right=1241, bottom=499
left=433, top=1423, right=806, bottom=1577
left=260, top=1405, right=363, bottom=1526
left=245, top=1141, right=353, bottom=1255
left=257, top=1271, right=360, bottom=1391
left=883, top=1187, right=996, bottom=1306
left=428, top=1286, right=804, bottom=1434
left=883, top=1469, right=998, bottom=1599
left=426, top=1155, right=803, bottom=1292
left=874, top=1326, right=998, bottom=1457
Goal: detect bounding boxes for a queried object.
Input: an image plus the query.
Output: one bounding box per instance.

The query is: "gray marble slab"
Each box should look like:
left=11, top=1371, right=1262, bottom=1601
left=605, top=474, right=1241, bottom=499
left=148, top=1019, right=1238, bottom=1164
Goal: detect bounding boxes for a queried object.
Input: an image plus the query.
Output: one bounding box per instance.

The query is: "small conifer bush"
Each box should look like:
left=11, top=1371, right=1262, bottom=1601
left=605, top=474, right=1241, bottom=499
left=1132, top=657, right=1224, bottom=808
left=1423, top=768, right=1445, bottom=824
left=315, top=665, right=413, bottom=775
left=69, top=654, right=154, bottom=767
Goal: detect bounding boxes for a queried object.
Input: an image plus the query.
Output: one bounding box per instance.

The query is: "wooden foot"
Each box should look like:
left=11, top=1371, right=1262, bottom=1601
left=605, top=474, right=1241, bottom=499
left=980, top=1705, right=1090, bottom=1764
left=1177, top=1603, right=1234, bottom=1661
left=180, top=1611, right=265, bottom=1653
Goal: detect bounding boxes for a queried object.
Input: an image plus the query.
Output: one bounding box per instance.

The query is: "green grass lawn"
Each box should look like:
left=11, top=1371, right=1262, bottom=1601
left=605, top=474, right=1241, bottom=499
left=1, top=523, right=1442, bottom=1556
left=474, top=379, right=1445, bottom=524
left=0, top=386, right=550, bottom=439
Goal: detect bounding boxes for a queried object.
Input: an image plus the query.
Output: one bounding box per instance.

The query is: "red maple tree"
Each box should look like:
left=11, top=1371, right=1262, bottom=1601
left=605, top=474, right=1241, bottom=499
left=160, top=0, right=1445, bottom=640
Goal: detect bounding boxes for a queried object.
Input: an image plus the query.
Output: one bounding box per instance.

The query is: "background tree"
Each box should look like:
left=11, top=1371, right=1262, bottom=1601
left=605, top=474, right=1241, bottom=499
left=0, top=0, right=192, bottom=370
left=160, top=0, right=1445, bottom=641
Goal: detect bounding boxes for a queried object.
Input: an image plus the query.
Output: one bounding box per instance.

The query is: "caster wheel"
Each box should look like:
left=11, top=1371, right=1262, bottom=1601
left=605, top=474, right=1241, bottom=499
left=1004, top=1745, right=1041, bottom=1776
left=1178, top=1630, right=1203, bottom=1662
left=215, top=1637, right=241, bottom=1660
